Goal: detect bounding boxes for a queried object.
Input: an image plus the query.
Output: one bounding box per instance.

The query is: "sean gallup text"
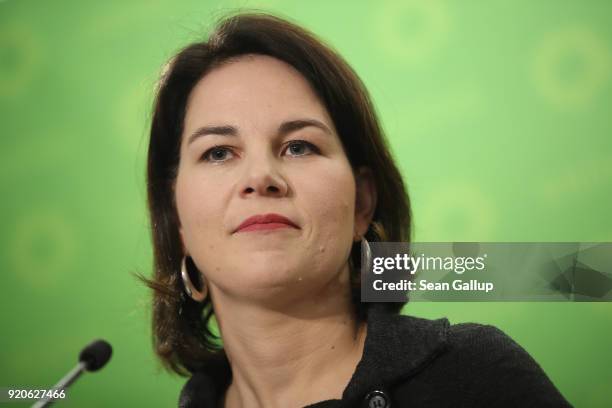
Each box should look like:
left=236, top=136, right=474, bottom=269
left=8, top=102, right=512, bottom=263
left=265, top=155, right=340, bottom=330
left=373, top=279, right=495, bottom=293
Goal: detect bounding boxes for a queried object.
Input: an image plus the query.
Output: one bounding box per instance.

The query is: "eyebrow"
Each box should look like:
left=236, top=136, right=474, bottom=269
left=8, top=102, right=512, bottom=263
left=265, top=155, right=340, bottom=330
left=187, top=118, right=332, bottom=145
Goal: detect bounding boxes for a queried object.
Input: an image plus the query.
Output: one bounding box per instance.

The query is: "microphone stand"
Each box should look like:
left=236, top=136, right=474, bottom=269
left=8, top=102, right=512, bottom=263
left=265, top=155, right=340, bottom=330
left=32, top=361, right=87, bottom=408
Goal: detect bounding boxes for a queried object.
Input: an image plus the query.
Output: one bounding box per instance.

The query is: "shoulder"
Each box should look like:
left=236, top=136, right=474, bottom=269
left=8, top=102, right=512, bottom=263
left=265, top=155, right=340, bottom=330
left=446, top=321, right=529, bottom=360
left=445, top=322, right=550, bottom=378
left=395, top=319, right=572, bottom=407
left=379, top=313, right=546, bottom=377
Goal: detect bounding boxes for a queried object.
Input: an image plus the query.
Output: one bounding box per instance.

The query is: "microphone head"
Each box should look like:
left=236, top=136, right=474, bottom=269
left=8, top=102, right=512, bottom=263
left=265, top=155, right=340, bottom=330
left=79, top=339, right=112, bottom=372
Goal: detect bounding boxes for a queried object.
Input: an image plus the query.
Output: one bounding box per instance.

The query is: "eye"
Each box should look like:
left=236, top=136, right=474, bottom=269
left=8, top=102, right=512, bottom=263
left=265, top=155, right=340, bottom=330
left=284, top=140, right=319, bottom=157
left=201, top=146, right=234, bottom=163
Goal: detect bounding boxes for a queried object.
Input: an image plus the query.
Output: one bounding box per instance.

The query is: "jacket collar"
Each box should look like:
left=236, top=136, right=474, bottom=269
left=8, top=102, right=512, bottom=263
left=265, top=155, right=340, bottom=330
left=339, top=305, right=449, bottom=404
left=179, top=305, right=449, bottom=407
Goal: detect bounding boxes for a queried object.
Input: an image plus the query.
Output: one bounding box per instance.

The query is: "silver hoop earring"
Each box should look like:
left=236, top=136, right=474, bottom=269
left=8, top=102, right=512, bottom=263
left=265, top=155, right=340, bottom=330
left=181, top=256, right=207, bottom=302
left=361, top=237, right=372, bottom=274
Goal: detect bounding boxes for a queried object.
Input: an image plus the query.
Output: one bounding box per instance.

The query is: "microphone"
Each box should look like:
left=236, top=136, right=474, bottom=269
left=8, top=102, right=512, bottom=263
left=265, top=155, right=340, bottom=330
left=32, top=339, right=112, bottom=408
left=79, top=340, right=112, bottom=372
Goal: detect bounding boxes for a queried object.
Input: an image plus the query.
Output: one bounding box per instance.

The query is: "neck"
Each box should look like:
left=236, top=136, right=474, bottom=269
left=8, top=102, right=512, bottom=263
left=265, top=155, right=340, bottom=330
left=210, top=267, right=367, bottom=408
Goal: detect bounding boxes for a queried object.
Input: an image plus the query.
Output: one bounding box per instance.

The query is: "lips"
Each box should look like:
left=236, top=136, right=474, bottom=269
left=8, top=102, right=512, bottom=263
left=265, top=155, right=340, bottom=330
left=234, top=213, right=299, bottom=233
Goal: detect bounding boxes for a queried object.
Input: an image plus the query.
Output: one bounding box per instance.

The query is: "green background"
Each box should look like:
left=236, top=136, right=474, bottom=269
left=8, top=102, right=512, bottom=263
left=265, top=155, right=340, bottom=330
left=1, top=0, right=611, bottom=406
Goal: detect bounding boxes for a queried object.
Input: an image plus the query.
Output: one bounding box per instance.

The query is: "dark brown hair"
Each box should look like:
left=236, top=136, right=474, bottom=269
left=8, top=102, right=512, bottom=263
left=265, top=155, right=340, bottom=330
left=145, top=12, right=411, bottom=376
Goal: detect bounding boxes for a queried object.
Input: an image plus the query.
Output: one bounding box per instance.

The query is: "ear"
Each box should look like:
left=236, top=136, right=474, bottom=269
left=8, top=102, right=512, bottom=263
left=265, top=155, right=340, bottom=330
left=177, top=217, right=187, bottom=255
left=173, top=182, right=187, bottom=254
left=179, top=228, right=186, bottom=254
left=354, top=166, right=377, bottom=242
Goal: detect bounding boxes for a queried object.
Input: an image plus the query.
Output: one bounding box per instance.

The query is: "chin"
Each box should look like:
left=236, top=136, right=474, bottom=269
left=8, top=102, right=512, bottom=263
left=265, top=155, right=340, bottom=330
left=220, top=262, right=317, bottom=295
left=238, top=264, right=304, bottom=285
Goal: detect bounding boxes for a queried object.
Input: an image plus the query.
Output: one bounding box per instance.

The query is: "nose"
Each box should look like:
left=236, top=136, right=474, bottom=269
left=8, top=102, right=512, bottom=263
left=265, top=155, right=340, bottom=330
left=238, top=152, right=289, bottom=198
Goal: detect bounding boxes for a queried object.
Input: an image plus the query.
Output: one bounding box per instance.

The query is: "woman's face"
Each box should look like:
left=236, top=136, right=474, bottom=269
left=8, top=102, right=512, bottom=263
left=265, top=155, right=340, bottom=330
left=175, top=54, right=374, bottom=303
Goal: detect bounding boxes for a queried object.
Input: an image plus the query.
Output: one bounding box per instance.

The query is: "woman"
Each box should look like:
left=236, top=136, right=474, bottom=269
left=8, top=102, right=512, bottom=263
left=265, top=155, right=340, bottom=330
left=145, top=12, right=571, bottom=408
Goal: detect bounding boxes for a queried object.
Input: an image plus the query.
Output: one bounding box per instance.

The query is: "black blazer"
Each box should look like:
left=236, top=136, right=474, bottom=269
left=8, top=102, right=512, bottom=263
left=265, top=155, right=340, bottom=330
left=179, top=304, right=572, bottom=407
